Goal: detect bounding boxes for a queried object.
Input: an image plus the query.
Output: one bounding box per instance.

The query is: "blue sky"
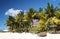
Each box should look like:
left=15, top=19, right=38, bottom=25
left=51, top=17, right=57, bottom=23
left=0, top=0, right=60, bottom=30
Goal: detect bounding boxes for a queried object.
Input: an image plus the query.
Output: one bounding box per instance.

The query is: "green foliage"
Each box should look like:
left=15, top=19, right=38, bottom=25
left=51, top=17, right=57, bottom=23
left=45, top=3, right=55, bottom=18
left=55, top=10, right=60, bottom=19
left=38, top=25, right=47, bottom=32
left=29, top=25, right=47, bottom=33
left=38, top=8, right=43, bottom=12
left=29, top=26, right=39, bottom=34
left=5, top=3, right=60, bottom=33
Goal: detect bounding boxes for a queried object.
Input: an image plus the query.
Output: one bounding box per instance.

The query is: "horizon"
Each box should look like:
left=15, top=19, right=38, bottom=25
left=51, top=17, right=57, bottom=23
left=0, top=0, right=60, bottom=30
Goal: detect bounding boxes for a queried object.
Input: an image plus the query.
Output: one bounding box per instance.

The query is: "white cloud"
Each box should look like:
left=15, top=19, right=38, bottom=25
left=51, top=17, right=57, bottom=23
left=5, top=8, right=22, bottom=17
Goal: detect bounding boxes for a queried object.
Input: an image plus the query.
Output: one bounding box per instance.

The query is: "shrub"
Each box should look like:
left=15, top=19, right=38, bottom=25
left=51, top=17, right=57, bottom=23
left=29, top=26, right=39, bottom=34
left=38, top=25, right=47, bottom=32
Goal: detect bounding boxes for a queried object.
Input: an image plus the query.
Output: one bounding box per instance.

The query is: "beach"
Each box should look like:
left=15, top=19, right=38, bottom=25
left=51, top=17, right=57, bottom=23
left=0, top=32, right=60, bottom=39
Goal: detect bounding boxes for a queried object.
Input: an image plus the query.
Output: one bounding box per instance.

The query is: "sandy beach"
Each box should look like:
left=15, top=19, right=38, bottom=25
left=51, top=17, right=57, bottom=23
left=0, top=32, right=60, bottom=39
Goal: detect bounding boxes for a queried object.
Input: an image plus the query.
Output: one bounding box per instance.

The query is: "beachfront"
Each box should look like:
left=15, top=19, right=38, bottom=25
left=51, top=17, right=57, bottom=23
left=0, top=32, right=60, bottom=39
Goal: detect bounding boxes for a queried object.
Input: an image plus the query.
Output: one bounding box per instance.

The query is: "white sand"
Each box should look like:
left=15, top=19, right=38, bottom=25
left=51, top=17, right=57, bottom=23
left=0, top=32, right=60, bottom=39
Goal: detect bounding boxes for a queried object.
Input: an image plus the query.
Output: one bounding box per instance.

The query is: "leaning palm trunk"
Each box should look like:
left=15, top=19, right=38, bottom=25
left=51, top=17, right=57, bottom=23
left=9, top=24, right=13, bottom=32
left=31, top=19, right=33, bottom=27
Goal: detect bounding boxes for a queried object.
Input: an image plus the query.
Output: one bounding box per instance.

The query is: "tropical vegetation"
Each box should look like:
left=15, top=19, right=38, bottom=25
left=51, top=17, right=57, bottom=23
left=5, top=3, right=60, bottom=33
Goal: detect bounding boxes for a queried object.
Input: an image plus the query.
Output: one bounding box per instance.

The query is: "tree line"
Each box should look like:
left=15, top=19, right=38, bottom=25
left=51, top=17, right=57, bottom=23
left=6, top=3, right=60, bottom=33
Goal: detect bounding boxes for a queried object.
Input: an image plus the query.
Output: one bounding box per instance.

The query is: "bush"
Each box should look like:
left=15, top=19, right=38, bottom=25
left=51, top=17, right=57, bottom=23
left=29, top=26, right=39, bottom=34
left=29, top=25, right=47, bottom=34
left=38, top=25, right=47, bottom=32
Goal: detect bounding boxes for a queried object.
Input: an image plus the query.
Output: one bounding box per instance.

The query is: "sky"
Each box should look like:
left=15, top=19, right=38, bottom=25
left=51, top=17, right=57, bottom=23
left=0, top=0, right=60, bottom=30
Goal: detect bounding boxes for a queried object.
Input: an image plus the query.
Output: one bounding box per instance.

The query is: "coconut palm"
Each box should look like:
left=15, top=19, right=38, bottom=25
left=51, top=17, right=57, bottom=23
left=38, top=8, right=43, bottom=12
left=45, top=3, right=55, bottom=18
left=26, top=8, right=35, bottom=26
left=15, top=11, right=24, bottom=32
left=32, top=8, right=43, bottom=19
left=6, top=16, right=15, bottom=32
left=55, top=10, right=60, bottom=19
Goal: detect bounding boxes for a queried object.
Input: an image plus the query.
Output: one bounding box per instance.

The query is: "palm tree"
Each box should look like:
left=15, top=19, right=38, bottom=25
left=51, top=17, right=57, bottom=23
left=38, top=8, right=43, bottom=12
left=55, top=9, right=60, bottom=19
left=6, top=16, right=15, bottom=32
left=15, top=11, right=32, bottom=32
left=15, top=11, right=24, bottom=32
left=26, top=8, right=35, bottom=26
left=45, top=3, right=55, bottom=18
left=32, top=8, right=43, bottom=19
left=38, top=11, right=48, bottom=25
